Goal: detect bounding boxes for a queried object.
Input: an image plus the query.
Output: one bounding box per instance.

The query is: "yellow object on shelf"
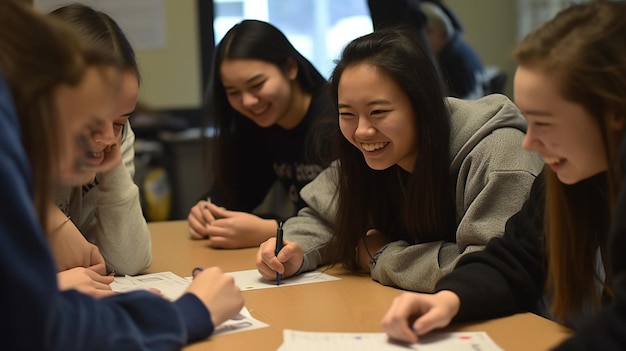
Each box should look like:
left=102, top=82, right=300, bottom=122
left=142, top=167, right=171, bottom=221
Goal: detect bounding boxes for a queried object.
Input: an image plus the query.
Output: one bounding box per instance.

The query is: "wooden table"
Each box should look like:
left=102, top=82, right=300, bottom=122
left=147, top=220, right=572, bottom=350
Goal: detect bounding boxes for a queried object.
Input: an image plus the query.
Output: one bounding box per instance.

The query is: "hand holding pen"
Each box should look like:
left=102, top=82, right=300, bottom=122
left=255, top=222, right=305, bottom=282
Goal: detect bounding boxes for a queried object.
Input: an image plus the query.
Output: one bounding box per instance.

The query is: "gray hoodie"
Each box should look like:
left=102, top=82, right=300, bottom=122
left=283, top=94, right=544, bottom=292
left=56, top=122, right=152, bottom=275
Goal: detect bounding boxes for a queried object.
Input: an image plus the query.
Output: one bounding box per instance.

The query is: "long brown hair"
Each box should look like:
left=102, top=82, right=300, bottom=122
left=50, top=3, right=140, bottom=83
left=514, top=1, right=626, bottom=321
left=327, top=27, right=454, bottom=271
left=0, top=0, right=121, bottom=227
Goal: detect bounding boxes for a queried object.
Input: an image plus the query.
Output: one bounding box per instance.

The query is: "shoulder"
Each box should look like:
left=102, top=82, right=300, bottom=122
left=447, top=94, right=527, bottom=159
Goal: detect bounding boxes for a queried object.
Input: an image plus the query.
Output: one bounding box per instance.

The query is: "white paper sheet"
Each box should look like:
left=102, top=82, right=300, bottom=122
left=110, top=272, right=268, bottom=336
left=277, top=330, right=504, bottom=351
left=224, top=269, right=340, bottom=291
left=111, top=271, right=190, bottom=300
left=213, top=307, right=268, bottom=336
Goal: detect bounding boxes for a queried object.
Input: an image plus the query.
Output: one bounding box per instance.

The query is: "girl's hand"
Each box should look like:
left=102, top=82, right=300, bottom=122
left=58, top=267, right=115, bottom=298
left=188, top=200, right=215, bottom=239
left=380, top=290, right=461, bottom=343
left=203, top=203, right=277, bottom=248
left=256, top=237, right=304, bottom=281
left=185, top=266, right=244, bottom=327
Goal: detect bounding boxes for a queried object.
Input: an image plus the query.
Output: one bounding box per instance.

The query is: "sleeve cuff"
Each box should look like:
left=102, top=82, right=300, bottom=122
left=174, top=293, right=214, bottom=343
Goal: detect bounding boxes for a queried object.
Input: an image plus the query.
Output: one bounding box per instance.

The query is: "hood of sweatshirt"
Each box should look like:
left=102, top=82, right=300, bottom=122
left=446, top=94, right=527, bottom=172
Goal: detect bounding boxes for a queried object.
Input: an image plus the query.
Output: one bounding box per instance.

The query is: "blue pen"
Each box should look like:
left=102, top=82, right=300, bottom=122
left=275, top=221, right=284, bottom=286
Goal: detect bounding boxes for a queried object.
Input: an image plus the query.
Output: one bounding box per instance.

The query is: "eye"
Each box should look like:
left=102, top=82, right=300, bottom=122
left=370, top=109, right=390, bottom=117
left=113, top=123, right=125, bottom=136
left=339, top=111, right=356, bottom=118
left=251, top=81, right=265, bottom=90
left=532, top=121, right=551, bottom=128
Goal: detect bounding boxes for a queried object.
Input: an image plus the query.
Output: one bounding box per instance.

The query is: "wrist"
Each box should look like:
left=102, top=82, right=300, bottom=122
left=361, top=234, right=387, bottom=270
left=97, top=162, right=128, bottom=186
left=266, top=218, right=280, bottom=237
left=437, top=290, right=461, bottom=316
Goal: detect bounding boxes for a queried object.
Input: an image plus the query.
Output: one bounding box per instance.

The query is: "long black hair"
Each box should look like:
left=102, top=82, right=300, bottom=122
left=328, top=26, right=455, bottom=271
left=205, top=20, right=328, bottom=208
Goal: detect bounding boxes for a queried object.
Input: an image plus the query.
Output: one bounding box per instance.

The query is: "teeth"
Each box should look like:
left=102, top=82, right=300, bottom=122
left=544, top=156, right=563, bottom=165
left=252, top=105, right=268, bottom=114
left=88, top=152, right=102, bottom=158
left=361, top=142, right=387, bottom=152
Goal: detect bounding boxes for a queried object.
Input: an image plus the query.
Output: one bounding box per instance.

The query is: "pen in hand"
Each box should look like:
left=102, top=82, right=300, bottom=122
left=275, top=221, right=284, bottom=286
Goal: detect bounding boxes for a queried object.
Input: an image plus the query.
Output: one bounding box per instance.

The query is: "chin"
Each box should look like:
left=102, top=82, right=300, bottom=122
left=364, top=160, right=394, bottom=171
left=77, top=172, right=97, bottom=185
left=59, top=171, right=96, bottom=186
left=252, top=118, right=275, bottom=128
left=555, top=172, right=583, bottom=185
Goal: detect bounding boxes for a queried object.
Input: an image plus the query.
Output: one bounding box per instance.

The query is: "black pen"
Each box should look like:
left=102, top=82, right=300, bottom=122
left=275, top=221, right=284, bottom=286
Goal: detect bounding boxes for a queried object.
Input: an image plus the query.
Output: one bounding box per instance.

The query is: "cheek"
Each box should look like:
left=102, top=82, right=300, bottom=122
left=61, top=133, right=88, bottom=170
left=390, top=122, right=418, bottom=156
left=339, top=119, right=354, bottom=140
left=56, top=139, right=73, bottom=173
left=384, top=117, right=413, bottom=142
left=266, top=80, right=290, bottom=102
left=583, top=131, right=607, bottom=159
left=226, top=94, right=240, bottom=109
left=57, top=123, right=81, bottom=165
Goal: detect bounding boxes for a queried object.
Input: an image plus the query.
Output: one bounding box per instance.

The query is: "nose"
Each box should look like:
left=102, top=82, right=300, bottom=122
left=241, top=91, right=259, bottom=108
left=92, top=122, right=116, bottom=146
left=354, top=116, right=376, bottom=138
left=521, top=126, right=541, bottom=151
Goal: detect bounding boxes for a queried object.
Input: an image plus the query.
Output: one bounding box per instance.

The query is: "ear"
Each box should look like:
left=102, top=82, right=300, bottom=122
left=285, top=57, right=299, bottom=80
left=608, top=112, right=626, bottom=131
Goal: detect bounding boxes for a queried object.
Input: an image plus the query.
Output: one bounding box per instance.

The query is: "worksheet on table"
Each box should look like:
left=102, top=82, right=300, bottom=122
left=111, top=271, right=190, bottom=300
left=110, top=272, right=268, bottom=336
left=224, top=269, right=340, bottom=291
left=277, top=330, right=504, bottom=351
left=111, top=270, right=340, bottom=296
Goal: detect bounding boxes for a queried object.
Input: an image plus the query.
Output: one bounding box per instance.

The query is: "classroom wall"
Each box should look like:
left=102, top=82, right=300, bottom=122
left=135, top=0, right=202, bottom=110
left=135, top=0, right=519, bottom=108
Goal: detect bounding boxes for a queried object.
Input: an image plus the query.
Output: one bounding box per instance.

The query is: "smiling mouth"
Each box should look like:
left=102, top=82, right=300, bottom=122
left=544, top=156, right=564, bottom=165
left=361, top=142, right=389, bottom=152
left=86, top=151, right=104, bottom=159
left=251, top=105, right=269, bottom=115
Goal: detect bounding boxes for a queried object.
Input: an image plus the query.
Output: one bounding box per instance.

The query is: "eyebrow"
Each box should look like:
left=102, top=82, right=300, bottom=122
left=121, top=110, right=134, bottom=118
left=338, top=99, right=393, bottom=109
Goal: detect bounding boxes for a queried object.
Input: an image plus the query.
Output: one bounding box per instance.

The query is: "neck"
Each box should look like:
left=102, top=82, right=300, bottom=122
left=276, top=82, right=312, bottom=130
